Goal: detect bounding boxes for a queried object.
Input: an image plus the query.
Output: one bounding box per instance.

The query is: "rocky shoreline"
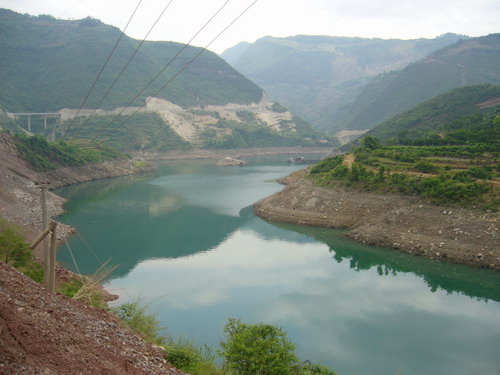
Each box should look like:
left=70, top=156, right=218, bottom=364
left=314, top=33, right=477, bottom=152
left=0, top=133, right=154, bottom=254
left=254, top=172, right=499, bottom=271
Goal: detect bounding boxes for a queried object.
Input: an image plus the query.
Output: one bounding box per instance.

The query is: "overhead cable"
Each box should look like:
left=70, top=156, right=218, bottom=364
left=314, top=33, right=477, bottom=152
left=88, top=0, right=233, bottom=141
left=76, top=0, right=175, bottom=133
left=106, top=0, right=260, bottom=133
left=61, top=0, right=144, bottom=139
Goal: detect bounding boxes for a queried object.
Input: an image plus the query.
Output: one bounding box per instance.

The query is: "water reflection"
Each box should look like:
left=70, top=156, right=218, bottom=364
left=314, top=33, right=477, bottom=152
left=56, top=158, right=306, bottom=277
left=106, top=218, right=500, bottom=375
left=271, top=223, right=500, bottom=303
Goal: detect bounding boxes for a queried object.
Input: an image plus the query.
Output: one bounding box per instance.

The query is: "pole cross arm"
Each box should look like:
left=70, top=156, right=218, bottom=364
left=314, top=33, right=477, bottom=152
left=30, top=221, right=57, bottom=249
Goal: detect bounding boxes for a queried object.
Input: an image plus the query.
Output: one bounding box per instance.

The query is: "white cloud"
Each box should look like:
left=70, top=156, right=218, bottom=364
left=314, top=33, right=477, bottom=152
left=1, top=0, right=498, bottom=52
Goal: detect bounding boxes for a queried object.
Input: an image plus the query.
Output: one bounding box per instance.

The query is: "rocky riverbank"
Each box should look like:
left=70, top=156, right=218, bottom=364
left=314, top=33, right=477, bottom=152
left=254, top=172, right=499, bottom=271
left=0, top=133, right=153, bottom=253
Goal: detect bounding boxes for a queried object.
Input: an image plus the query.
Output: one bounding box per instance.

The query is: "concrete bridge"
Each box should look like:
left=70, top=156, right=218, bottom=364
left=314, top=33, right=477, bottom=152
left=7, top=112, right=62, bottom=132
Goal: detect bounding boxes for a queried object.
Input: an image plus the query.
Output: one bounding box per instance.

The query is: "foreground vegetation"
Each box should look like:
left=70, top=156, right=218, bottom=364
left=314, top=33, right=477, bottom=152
left=112, top=304, right=337, bottom=375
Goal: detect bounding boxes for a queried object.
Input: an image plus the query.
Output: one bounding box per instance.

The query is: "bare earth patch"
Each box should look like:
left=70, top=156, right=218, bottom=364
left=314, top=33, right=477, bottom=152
left=0, top=261, right=186, bottom=375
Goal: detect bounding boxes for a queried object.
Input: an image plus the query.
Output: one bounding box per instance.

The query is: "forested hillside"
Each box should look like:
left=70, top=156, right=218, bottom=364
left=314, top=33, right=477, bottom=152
left=0, top=9, right=263, bottom=112
left=358, top=84, right=500, bottom=144
left=0, top=9, right=334, bottom=152
left=221, top=34, right=466, bottom=132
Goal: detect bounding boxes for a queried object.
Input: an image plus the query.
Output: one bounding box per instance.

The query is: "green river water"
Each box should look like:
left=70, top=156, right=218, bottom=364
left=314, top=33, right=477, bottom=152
left=56, top=155, right=500, bottom=375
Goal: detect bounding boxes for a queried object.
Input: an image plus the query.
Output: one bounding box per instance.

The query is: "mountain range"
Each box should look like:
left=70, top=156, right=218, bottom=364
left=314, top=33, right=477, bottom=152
left=334, top=34, right=500, bottom=134
left=221, top=34, right=468, bottom=133
left=222, top=33, right=500, bottom=138
left=0, top=8, right=265, bottom=112
left=0, top=9, right=331, bottom=151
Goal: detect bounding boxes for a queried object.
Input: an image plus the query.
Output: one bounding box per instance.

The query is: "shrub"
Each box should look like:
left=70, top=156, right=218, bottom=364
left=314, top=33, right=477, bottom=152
left=58, top=277, right=84, bottom=298
left=165, top=338, right=219, bottom=375
left=294, top=361, right=337, bottom=375
left=360, top=136, right=381, bottom=150
left=165, top=340, right=202, bottom=373
left=0, top=218, right=44, bottom=283
left=413, top=160, right=438, bottom=173
left=467, top=166, right=493, bottom=180
left=309, top=155, right=344, bottom=174
left=111, top=302, right=166, bottom=346
left=219, top=318, right=298, bottom=375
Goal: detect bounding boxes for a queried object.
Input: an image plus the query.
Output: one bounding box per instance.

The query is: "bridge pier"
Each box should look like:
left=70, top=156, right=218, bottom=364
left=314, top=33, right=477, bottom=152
left=7, top=112, right=62, bottom=133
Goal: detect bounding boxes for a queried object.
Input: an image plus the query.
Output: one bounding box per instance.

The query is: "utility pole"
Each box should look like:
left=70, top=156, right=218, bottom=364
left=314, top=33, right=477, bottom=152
left=37, top=181, right=51, bottom=290
left=30, top=220, right=58, bottom=294
left=40, top=183, right=49, bottom=289
left=49, top=221, right=58, bottom=294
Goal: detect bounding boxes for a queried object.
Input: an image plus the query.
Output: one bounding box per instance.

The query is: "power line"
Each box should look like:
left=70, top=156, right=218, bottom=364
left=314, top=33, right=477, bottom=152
left=60, top=213, right=133, bottom=301
left=97, top=0, right=260, bottom=139
left=57, top=0, right=86, bottom=18
left=75, top=0, right=175, bottom=133
left=86, top=0, right=233, bottom=142
left=61, top=0, right=144, bottom=139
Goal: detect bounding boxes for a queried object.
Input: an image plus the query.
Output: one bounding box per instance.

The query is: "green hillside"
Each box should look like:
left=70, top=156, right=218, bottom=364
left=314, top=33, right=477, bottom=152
left=312, top=85, right=500, bottom=210
left=357, top=84, right=500, bottom=144
left=222, top=34, right=466, bottom=132
left=0, top=9, right=263, bottom=112
left=336, top=34, right=500, bottom=133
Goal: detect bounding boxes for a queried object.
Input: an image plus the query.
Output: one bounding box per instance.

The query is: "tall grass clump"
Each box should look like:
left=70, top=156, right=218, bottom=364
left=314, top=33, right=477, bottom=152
left=69, top=261, right=116, bottom=309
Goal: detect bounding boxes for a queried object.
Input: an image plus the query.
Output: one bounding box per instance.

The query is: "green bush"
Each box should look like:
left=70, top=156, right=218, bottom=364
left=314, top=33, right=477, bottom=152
left=294, top=361, right=337, bottom=375
left=467, top=166, right=493, bottom=180
left=111, top=302, right=166, bottom=346
left=309, top=155, right=344, bottom=174
left=58, top=277, right=84, bottom=297
left=165, top=340, right=202, bottom=373
left=360, top=136, right=381, bottom=150
left=13, top=134, right=127, bottom=171
left=165, top=339, right=220, bottom=375
left=0, top=218, right=44, bottom=283
left=413, top=160, right=438, bottom=173
left=219, top=318, right=298, bottom=375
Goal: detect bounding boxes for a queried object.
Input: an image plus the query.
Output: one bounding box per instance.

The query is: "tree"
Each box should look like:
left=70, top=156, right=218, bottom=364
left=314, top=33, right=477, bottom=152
left=0, top=218, right=31, bottom=267
left=219, top=318, right=298, bottom=375
left=360, top=136, right=381, bottom=150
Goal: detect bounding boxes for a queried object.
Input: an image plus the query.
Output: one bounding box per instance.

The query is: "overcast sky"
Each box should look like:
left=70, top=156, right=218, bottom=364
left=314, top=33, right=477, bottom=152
left=1, top=0, right=499, bottom=53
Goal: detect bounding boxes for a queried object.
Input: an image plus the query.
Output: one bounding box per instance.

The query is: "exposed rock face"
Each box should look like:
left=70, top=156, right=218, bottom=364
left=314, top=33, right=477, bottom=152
left=216, top=157, right=248, bottom=167
left=145, top=96, right=301, bottom=146
left=0, top=261, right=186, bottom=375
left=254, top=176, right=499, bottom=270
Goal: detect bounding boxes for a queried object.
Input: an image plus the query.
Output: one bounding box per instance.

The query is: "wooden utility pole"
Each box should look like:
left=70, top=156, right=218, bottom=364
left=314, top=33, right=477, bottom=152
left=49, top=221, right=58, bottom=294
left=37, top=181, right=58, bottom=293
left=39, top=183, right=50, bottom=289
left=30, top=220, right=58, bottom=294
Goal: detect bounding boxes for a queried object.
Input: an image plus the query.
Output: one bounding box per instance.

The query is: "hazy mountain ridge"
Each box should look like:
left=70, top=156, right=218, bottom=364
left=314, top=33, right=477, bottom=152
left=221, top=33, right=467, bottom=132
left=336, top=34, right=500, bottom=134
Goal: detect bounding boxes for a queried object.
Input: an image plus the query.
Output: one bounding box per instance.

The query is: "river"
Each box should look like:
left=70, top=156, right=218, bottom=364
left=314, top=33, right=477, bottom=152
left=56, top=155, right=500, bottom=375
